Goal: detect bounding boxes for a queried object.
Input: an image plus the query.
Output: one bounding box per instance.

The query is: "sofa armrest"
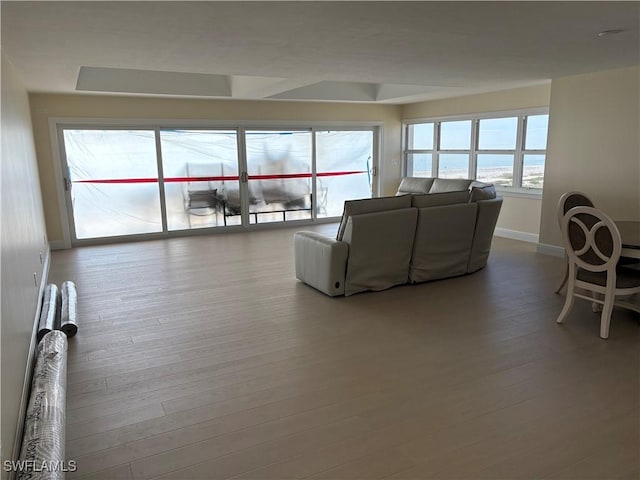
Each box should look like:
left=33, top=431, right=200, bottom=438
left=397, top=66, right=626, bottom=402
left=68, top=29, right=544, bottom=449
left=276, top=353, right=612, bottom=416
left=294, top=231, right=348, bottom=296
left=468, top=197, right=503, bottom=273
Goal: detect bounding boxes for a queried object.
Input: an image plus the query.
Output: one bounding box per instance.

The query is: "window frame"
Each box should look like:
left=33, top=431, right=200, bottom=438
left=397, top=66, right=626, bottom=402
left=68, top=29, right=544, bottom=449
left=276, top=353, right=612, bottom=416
left=50, top=117, right=381, bottom=247
left=403, top=107, right=549, bottom=195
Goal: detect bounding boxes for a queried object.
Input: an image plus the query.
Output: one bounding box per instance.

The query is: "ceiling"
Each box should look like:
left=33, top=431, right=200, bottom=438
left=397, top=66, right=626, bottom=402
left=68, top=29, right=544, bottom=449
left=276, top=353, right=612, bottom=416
left=2, top=1, right=639, bottom=104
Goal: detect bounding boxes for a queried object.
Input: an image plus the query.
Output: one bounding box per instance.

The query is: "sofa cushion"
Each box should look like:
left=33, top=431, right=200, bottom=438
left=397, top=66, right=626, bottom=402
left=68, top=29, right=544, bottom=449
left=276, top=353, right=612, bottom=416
left=470, top=180, right=491, bottom=189
left=396, top=177, right=434, bottom=195
left=469, top=184, right=497, bottom=202
left=336, top=195, right=412, bottom=241
left=409, top=203, right=478, bottom=283
left=343, top=208, right=418, bottom=296
left=429, top=178, right=473, bottom=193
left=411, top=190, right=470, bottom=208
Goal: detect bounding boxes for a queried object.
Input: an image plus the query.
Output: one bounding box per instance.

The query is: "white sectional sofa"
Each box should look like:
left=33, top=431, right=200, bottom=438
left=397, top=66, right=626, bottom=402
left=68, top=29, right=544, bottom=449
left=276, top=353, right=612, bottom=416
left=294, top=177, right=503, bottom=296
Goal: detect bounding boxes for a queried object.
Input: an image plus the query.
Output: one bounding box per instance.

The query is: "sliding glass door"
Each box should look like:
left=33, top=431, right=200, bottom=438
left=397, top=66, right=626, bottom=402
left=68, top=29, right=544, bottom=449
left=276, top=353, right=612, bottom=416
left=62, top=129, right=163, bottom=239
left=245, top=130, right=312, bottom=224
left=315, top=130, right=373, bottom=218
left=159, top=130, right=241, bottom=230
left=59, top=124, right=377, bottom=243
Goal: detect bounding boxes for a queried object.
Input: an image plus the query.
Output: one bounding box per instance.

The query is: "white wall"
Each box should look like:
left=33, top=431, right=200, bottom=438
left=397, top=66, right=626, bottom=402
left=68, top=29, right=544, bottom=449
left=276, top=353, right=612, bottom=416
left=0, top=51, right=49, bottom=475
left=495, top=195, right=543, bottom=241
left=402, top=84, right=551, bottom=238
left=28, top=94, right=401, bottom=244
left=402, top=84, right=551, bottom=120
left=28, top=70, right=638, bottom=252
left=540, top=65, right=640, bottom=248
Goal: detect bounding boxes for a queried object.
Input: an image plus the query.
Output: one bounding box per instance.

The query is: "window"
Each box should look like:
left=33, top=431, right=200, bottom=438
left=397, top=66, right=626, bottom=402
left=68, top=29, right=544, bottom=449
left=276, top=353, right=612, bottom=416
left=404, top=110, right=549, bottom=192
left=476, top=117, right=518, bottom=187
left=245, top=130, right=313, bottom=224
left=63, top=129, right=163, bottom=239
left=59, top=123, right=378, bottom=242
left=315, top=130, right=374, bottom=218
left=160, top=129, right=241, bottom=230
left=440, top=120, right=471, bottom=149
left=522, top=115, right=549, bottom=188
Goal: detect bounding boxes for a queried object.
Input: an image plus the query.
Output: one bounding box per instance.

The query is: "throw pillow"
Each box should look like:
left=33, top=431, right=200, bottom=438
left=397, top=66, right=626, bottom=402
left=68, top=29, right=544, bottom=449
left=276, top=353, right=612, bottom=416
left=469, top=185, right=497, bottom=202
left=429, top=178, right=473, bottom=193
left=396, top=177, right=434, bottom=195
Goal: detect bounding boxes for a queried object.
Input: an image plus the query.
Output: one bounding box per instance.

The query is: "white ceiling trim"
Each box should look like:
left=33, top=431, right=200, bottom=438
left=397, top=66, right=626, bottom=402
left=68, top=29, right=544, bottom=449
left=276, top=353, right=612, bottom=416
left=76, top=67, right=232, bottom=97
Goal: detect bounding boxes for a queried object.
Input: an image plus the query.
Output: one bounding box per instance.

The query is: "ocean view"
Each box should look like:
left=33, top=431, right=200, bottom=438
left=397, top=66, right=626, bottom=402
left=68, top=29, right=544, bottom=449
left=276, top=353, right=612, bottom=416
left=412, top=154, right=545, bottom=188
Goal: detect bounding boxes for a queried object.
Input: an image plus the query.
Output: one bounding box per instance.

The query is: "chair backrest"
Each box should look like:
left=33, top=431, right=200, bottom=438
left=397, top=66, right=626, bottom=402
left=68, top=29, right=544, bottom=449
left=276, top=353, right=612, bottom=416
left=561, top=206, right=621, bottom=273
left=557, top=191, right=594, bottom=228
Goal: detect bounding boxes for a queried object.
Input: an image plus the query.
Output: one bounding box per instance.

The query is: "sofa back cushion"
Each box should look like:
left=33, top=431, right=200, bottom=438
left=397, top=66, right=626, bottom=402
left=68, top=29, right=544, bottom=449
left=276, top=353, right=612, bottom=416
left=409, top=203, right=478, bottom=283
left=396, top=177, right=434, bottom=195
left=336, top=195, right=412, bottom=240
left=429, top=178, right=473, bottom=193
left=411, top=190, right=470, bottom=208
left=469, top=184, right=497, bottom=202
left=343, top=208, right=418, bottom=296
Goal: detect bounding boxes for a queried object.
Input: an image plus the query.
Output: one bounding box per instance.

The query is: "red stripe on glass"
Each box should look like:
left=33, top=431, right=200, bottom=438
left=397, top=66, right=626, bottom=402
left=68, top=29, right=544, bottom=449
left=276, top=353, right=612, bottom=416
left=73, top=170, right=367, bottom=184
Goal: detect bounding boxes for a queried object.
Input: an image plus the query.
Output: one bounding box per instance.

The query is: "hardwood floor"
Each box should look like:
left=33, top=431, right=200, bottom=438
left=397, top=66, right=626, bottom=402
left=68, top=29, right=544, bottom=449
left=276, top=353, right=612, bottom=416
left=48, top=225, right=640, bottom=480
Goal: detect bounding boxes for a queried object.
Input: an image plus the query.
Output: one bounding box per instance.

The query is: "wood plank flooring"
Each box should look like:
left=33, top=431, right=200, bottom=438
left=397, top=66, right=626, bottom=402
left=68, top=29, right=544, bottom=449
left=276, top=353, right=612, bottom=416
left=48, top=225, right=640, bottom=479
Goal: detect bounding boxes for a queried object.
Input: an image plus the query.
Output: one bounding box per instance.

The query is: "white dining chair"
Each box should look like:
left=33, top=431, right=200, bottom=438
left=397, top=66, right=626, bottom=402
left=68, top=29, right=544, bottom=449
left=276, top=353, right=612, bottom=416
left=556, top=206, right=640, bottom=339
left=555, top=191, right=594, bottom=294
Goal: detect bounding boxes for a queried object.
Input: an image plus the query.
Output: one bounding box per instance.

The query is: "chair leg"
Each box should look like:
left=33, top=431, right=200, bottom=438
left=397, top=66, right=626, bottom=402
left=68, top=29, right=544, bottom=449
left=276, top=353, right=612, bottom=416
left=556, top=276, right=576, bottom=324
left=599, top=294, right=615, bottom=339
left=556, top=263, right=576, bottom=323
left=555, top=262, right=569, bottom=294
left=591, top=292, right=603, bottom=312
left=557, top=294, right=575, bottom=324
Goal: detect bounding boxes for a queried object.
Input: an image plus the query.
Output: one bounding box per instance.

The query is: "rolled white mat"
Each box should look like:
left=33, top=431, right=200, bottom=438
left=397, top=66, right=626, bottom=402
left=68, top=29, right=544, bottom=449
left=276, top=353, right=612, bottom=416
left=60, top=281, right=78, bottom=338
left=37, top=284, right=58, bottom=343
left=17, top=330, right=68, bottom=480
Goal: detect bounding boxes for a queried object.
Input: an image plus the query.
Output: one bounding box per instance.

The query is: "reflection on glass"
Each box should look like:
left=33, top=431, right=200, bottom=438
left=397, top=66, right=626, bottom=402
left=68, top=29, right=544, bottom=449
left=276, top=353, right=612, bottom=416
left=407, top=153, right=432, bottom=178
left=160, top=130, right=240, bottom=230
left=478, top=117, right=518, bottom=150
left=63, top=130, right=162, bottom=239
left=523, top=154, right=545, bottom=188
left=438, top=154, right=469, bottom=178
left=477, top=154, right=514, bottom=186
left=316, top=131, right=373, bottom=218
left=245, top=131, right=312, bottom=224
left=525, top=115, right=549, bottom=150
left=440, top=121, right=471, bottom=150
left=408, top=123, right=433, bottom=150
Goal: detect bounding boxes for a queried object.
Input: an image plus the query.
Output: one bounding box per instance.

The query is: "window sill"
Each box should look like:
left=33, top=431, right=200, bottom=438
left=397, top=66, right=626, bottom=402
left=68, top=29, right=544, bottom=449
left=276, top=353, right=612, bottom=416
left=496, top=187, right=543, bottom=199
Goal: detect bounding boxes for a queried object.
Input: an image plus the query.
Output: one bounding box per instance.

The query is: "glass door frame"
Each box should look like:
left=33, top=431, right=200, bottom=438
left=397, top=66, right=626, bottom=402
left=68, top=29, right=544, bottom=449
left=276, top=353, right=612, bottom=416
left=52, top=119, right=381, bottom=247
left=240, top=127, right=315, bottom=226
left=311, top=126, right=379, bottom=219
left=159, top=127, right=243, bottom=231
left=57, top=125, right=169, bottom=245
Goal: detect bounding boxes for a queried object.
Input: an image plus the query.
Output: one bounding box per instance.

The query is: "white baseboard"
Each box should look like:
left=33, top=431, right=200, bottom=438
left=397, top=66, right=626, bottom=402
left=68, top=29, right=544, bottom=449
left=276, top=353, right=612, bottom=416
left=494, top=228, right=539, bottom=244
left=493, top=229, right=564, bottom=257
left=49, top=240, right=69, bottom=251
left=537, top=243, right=565, bottom=257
